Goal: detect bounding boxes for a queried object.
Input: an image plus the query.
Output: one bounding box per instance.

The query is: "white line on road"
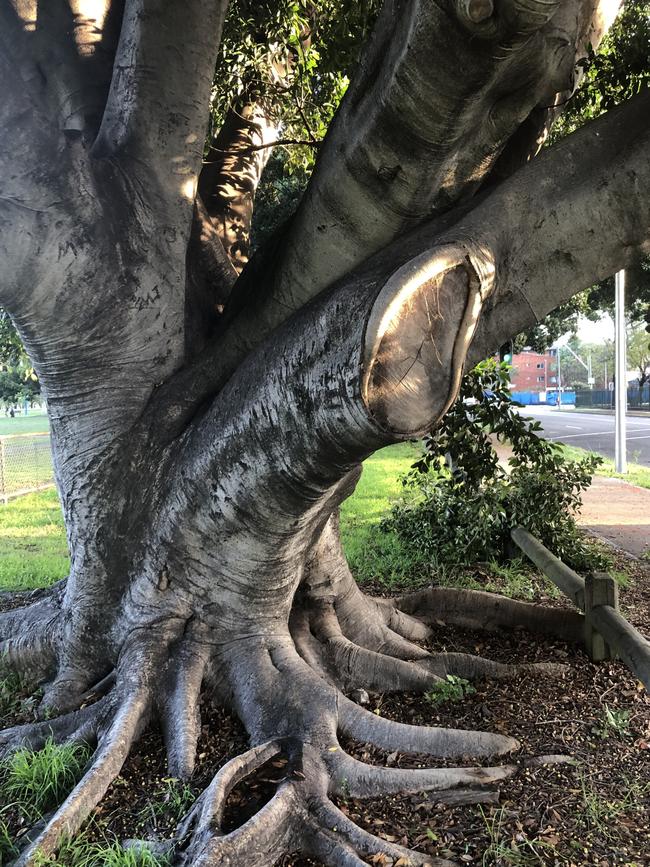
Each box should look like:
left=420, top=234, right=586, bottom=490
left=551, top=431, right=650, bottom=441
left=565, top=425, right=583, bottom=430
left=552, top=430, right=617, bottom=440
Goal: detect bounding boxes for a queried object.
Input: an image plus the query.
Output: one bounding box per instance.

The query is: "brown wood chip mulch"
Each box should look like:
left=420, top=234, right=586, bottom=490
left=2, top=549, right=649, bottom=866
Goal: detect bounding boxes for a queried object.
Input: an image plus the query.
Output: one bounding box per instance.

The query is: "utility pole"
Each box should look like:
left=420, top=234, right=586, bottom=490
left=615, top=270, right=627, bottom=473
left=556, top=347, right=562, bottom=411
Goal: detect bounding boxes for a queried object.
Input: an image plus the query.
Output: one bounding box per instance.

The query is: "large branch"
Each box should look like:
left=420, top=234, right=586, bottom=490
left=0, top=1, right=124, bottom=306
left=0, top=1, right=125, bottom=136
left=184, top=103, right=279, bottom=356
left=158, top=92, right=647, bottom=602
left=218, top=0, right=618, bottom=359
left=149, top=87, right=650, bottom=441
left=93, top=0, right=228, bottom=182
left=467, top=89, right=650, bottom=362
left=199, top=103, right=279, bottom=273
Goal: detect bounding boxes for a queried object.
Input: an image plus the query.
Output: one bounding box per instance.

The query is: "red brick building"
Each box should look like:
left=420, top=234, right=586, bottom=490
left=510, top=350, right=558, bottom=392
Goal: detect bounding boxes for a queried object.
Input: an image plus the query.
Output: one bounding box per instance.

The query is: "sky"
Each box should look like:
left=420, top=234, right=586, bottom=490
left=576, top=314, right=614, bottom=344
left=551, top=314, right=614, bottom=348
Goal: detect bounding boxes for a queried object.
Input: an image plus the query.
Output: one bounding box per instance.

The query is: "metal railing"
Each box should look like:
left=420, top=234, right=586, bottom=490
left=575, top=386, right=650, bottom=410
left=0, top=433, right=55, bottom=503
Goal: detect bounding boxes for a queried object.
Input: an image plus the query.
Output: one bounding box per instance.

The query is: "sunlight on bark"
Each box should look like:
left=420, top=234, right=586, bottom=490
left=71, top=1, right=109, bottom=54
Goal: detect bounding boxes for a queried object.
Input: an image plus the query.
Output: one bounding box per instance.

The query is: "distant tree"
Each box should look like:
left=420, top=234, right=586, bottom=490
left=628, top=323, right=650, bottom=389
left=0, top=308, right=23, bottom=366
left=0, top=309, right=40, bottom=406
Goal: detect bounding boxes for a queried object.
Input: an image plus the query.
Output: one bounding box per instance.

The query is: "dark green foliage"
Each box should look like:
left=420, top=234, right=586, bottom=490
left=0, top=309, right=40, bottom=407
left=553, top=0, right=650, bottom=138
left=0, top=366, right=40, bottom=408
left=250, top=151, right=307, bottom=250
left=211, top=0, right=380, bottom=175
left=0, top=310, right=23, bottom=366
left=382, top=360, right=608, bottom=571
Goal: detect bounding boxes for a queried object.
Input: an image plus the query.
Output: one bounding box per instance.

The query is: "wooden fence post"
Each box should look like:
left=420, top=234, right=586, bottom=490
left=585, top=572, right=619, bottom=662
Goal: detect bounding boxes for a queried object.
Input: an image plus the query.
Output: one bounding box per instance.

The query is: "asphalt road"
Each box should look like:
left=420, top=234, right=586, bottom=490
left=518, top=406, right=650, bottom=467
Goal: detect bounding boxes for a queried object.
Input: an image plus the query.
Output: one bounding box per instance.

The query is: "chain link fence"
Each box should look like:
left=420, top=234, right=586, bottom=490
left=0, top=433, right=55, bottom=503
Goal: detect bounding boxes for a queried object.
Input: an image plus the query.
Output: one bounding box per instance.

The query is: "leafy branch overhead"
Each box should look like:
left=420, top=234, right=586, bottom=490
left=210, top=0, right=380, bottom=175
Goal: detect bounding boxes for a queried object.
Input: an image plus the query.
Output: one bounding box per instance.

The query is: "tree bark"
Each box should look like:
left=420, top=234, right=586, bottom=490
left=200, top=103, right=279, bottom=273
left=1, top=1, right=649, bottom=865
left=205, top=0, right=621, bottom=383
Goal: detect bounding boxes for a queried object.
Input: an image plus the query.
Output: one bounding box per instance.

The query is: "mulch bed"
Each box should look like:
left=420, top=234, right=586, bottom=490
left=2, top=550, right=649, bottom=865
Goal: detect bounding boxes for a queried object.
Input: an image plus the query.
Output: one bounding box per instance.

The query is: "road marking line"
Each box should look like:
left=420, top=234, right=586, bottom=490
left=550, top=432, right=650, bottom=445
left=566, top=425, right=582, bottom=430
left=552, top=431, right=615, bottom=440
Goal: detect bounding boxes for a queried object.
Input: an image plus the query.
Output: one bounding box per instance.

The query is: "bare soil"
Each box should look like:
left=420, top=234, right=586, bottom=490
left=3, top=552, right=649, bottom=866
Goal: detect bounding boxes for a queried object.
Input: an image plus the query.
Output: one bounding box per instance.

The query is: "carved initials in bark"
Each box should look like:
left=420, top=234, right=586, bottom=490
left=0, top=1, right=648, bottom=865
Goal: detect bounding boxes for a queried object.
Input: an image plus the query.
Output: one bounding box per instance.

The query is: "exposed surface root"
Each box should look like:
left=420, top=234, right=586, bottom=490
left=16, top=692, right=150, bottom=865
left=3, top=563, right=581, bottom=866
left=160, top=636, right=210, bottom=780
left=12, top=635, right=165, bottom=866
left=301, top=516, right=573, bottom=701
left=0, top=592, right=62, bottom=686
left=325, top=749, right=516, bottom=798
left=298, top=590, right=568, bottom=699
left=0, top=695, right=112, bottom=758
left=397, top=586, right=585, bottom=642
left=322, top=634, right=444, bottom=692
left=174, top=733, right=503, bottom=867
left=165, top=642, right=518, bottom=867
left=339, top=695, right=519, bottom=757
left=178, top=738, right=283, bottom=839
left=308, top=799, right=455, bottom=866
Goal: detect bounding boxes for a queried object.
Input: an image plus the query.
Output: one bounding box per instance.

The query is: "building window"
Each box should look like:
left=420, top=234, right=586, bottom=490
left=536, top=362, right=545, bottom=369
left=537, top=376, right=545, bottom=382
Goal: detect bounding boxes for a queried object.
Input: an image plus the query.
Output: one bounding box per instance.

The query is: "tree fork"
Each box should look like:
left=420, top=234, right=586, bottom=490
left=149, top=85, right=649, bottom=443
left=185, top=0, right=618, bottom=389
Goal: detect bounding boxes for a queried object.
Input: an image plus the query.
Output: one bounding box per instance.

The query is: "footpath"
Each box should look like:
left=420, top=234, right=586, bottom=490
left=492, top=440, right=650, bottom=559
left=579, top=476, right=650, bottom=558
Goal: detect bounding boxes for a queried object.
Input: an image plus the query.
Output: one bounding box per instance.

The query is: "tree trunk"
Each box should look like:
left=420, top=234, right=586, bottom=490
left=1, top=2, right=648, bottom=866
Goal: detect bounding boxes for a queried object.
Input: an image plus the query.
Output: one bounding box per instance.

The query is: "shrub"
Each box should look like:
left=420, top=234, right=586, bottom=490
left=382, top=359, right=609, bottom=572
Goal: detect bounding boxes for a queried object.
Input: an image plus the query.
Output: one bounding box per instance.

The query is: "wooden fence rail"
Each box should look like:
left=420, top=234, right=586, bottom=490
left=511, top=526, right=650, bottom=691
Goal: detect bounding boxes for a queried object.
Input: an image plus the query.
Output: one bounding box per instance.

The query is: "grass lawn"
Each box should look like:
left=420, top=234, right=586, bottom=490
left=0, top=444, right=421, bottom=595
left=0, top=412, right=49, bottom=436
left=340, top=441, right=433, bottom=589
left=1, top=437, right=645, bottom=595
left=2, top=438, right=641, bottom=595
left=559, top=443, right=650, bottom=490
left=0, top=488, right=69, bottom=591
